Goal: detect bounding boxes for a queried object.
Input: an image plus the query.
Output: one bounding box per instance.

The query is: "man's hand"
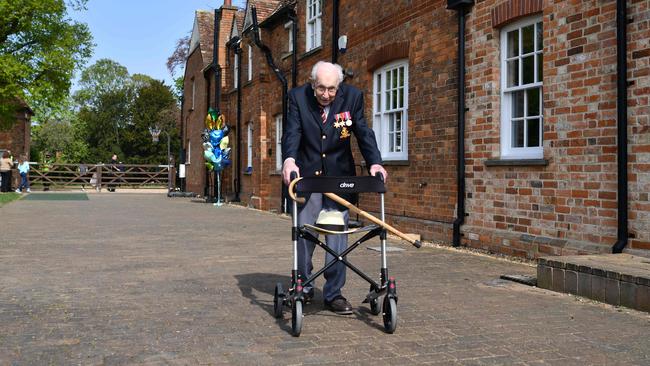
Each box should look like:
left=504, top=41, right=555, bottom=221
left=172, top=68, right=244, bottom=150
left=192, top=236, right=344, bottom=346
left=282, top=158, right=300, bottom=186
left=369, top=164, right=388, bottom=183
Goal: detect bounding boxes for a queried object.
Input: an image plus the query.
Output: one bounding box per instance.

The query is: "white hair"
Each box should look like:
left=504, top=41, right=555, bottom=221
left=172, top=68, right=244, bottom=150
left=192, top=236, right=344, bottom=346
left=310, top=61, right=344, bottom=85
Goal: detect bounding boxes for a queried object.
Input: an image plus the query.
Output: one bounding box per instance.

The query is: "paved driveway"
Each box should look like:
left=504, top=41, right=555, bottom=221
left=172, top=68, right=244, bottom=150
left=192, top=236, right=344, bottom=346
left=1, top=193, right=649, bottom=365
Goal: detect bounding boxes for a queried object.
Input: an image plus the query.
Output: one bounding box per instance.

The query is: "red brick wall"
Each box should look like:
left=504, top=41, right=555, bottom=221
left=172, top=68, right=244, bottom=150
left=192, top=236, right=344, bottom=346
left=628, top=0, right=650, bottom=251
left=183, top=0, right=650, bottom=258
left=464, top=0, right=649, bottom=258
left=183, top=47, right=210, bottom=195
left=0, top=112, right=31, bottom=160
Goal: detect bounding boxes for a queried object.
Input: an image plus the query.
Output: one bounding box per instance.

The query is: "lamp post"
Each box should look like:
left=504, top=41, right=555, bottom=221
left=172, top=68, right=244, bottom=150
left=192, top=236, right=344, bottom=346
left=149, top=126, right=172, bottom=192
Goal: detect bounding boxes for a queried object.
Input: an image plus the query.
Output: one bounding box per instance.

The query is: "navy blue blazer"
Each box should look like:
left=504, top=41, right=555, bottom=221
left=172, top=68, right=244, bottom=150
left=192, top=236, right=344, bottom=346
left=282, top=83, right=382, bottom=179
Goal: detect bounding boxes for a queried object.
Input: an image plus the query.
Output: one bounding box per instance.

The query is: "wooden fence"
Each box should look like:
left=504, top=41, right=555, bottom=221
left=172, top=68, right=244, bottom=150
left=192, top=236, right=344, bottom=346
left=22, top=163, right=174, bottom=192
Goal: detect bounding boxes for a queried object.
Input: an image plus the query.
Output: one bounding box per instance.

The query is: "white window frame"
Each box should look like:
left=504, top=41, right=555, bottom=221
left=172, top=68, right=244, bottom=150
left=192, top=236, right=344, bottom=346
left=247, top=123, right=253, bottom=169
left=305, top=0, right=322, bottom=51
left=186, top=140, right=191, bottom=164
left=234, top=53, right=239, bottom=88
left=247, top=45, right=253, bottom=81
left=275, top=115, right=283, bottom=171
left=285, top=21, right=294, bottom=53
left=372, top=60, right=409, bottom=161
left=500, top=16, right=544, bottom=159
left=191, top=79, right=195, bottom=110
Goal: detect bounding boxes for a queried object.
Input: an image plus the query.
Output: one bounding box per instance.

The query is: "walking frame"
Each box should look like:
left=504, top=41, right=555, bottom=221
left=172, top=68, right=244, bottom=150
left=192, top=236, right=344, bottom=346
left=273, top=173, right=421, bottom=336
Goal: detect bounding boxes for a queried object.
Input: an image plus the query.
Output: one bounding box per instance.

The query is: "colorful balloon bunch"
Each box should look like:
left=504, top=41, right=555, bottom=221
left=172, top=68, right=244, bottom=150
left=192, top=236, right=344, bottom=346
left=202, top=108, right=231, bottom=172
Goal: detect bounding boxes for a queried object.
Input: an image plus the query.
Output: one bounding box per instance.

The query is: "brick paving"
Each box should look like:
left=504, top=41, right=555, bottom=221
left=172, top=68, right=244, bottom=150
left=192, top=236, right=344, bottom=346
left=1, top=193, right=649, bottom=365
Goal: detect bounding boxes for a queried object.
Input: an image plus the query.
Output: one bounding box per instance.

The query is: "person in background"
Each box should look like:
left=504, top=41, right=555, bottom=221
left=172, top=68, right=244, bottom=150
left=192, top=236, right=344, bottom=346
left=15, top=154, right=30, bottom=193
left=108, top=154, right=119, bottom=192
left=79, top=163, right=88, bottom=191
left=0, top=151, right=14, bottom=192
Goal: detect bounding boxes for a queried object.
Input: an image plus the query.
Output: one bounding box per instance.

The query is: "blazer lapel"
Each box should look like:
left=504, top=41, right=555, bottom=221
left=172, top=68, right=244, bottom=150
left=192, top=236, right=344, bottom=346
left=306, top=86, right=325, bottom=130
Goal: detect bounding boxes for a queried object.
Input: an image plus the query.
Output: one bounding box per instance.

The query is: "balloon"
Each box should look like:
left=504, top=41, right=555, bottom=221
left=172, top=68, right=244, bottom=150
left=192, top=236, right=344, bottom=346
left=209, top=130, right=224, bottom=147
left=219, top=136, right=229, bottom=150
left=203, top=111, right=231, bottom=173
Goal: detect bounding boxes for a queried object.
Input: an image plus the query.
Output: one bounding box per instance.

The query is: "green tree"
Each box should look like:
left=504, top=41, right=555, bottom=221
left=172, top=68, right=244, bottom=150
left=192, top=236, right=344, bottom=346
left=74, top=59, right=134, bottom=161
left=0, top=0, right=93, bottom=129
left=124, top=78, right=180, bottom=164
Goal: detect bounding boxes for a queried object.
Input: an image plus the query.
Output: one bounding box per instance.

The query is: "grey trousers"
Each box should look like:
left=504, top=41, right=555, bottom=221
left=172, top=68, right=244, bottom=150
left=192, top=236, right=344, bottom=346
left=297, top=193, right=349, bottom=302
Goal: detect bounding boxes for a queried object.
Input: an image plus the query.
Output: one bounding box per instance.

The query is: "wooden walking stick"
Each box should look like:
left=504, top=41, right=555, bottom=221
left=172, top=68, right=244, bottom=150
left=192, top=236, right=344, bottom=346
left=288, top=177, right=422, bottom=248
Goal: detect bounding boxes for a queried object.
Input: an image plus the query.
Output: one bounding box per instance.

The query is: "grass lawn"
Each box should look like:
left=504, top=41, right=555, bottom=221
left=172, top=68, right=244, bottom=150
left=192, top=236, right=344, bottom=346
left=0, top=192, right=22, bottom=207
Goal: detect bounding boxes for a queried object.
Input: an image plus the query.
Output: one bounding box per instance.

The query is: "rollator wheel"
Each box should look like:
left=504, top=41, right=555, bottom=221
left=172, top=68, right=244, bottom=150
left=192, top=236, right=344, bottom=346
left=273, top=283, right=284, bottom=319
left=370, top=297, right=381, bottom=315
left=382, top=297, right=397, bottom=334
left=291, top=300, right=303, bottom=337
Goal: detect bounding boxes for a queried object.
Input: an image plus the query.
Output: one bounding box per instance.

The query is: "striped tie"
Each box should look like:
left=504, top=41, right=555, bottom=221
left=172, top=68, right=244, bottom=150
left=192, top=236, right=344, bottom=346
left=320, top=107, right=326, bottom=124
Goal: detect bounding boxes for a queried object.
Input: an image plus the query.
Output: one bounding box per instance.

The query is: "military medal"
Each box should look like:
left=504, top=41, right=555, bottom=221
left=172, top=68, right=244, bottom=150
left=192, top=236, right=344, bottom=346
left=340, top=127, right=350, bottom=139
left=334, top=111, right=352, bottom=139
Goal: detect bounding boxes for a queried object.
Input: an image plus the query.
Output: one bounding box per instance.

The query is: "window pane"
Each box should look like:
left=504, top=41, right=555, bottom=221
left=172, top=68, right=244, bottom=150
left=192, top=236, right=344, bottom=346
left=507, top=30, right=519, bottom=58
left=536, top=22, right=543, bottom=51
left=512, top=120, right=524, bottom=148
left=512, top=91, right=524, bottom=118
left=527, top=88, right=540, bottom=117
left=522, top=24, right=534, bottom=54
left=395, top=112, right=402, bottom=132
left=376, top=74, right=381, bottom=112
left=385, top=90, right=390, bottom=111
left=395, top=131, right=402, bottom=152
left=392, top=69, right=398, bottom=89
left=398, top=88, right=403, bottom=108
left=537, top=53, right=543, bottom=82
left=522, top=55, right=534, bottom=84
left=527, top=118, right=540, bottom=147
left=392, top=90, right=397, bottom=109
left=507, top=60, right=519, bottom=87
left=388, top=114, right=395, bottom=152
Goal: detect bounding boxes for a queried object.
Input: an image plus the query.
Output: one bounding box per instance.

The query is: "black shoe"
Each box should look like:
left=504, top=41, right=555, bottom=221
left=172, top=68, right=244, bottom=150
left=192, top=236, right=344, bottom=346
left=324, top=296, right=353, bottom=315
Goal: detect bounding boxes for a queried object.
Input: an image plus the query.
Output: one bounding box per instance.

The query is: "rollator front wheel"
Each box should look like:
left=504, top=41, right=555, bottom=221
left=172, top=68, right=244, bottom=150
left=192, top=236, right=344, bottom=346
left=273, top=283, right=284, bottom=319
left=382, top=297, right=397, bottom=334
left=291, top=300, right=303, bottom=336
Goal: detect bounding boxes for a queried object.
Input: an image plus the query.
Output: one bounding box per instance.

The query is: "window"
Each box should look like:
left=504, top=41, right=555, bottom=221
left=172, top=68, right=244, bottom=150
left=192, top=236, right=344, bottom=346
left=285, top=21, right=294, bottom=53
left=275, top=115, right=283, bottom=171
left=247, top=123, right=253, bottom=170
left=191, top=79, right=195, bottom=110
left=234, top=53, right=239, bottom=88
left=372, top=60, right=409, bottom=161
left=306, top=0, right=321, bottom=51
left=247, top=45, right=253, bottom=81
left=500, top=16, right=543, bottom=159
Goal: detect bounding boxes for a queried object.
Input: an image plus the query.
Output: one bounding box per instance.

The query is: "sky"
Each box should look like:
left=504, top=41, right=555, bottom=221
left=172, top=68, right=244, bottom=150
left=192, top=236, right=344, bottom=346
left=69, top=0, right=246, bottom=88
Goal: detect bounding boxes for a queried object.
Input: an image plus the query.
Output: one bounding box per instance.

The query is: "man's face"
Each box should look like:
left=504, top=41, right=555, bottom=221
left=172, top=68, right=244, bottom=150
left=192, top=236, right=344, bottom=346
left=313, top=68, right=339, bottom=106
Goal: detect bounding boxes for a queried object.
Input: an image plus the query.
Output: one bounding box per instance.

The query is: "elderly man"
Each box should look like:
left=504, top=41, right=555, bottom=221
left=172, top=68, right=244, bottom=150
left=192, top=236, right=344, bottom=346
left=282, top=61, right=387, bottom=315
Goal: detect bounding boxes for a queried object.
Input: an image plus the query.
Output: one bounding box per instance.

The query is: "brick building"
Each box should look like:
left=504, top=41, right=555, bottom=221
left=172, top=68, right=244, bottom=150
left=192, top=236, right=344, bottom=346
left=182, top=0, right=649, bottom=258
left=0, top=100, right=33, bottom=159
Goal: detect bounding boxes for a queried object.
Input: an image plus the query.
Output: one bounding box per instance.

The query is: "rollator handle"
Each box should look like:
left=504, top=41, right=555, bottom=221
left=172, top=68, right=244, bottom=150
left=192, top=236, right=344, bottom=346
left=374, top=172, right=384, bottom=183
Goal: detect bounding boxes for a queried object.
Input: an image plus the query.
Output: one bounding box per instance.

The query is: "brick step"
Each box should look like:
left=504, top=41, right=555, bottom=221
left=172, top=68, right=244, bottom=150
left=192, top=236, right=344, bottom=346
left=537, top=254, right=650, bottom=312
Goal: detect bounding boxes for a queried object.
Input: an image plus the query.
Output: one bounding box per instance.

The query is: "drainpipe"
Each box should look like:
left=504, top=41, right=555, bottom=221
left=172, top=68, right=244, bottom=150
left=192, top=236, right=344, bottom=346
left=289, top=9, right=298, bottom=88
left=613, top=0, right=629, bottom=253
left=226, top=37, right=243, bottom=202
left=331, top=0, right=340, bottom=64
left=447, top=0, right=473, bottom=247
left=250, top=6, right=289, bottom=212
left=214, top=9, right=222, bottom=111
